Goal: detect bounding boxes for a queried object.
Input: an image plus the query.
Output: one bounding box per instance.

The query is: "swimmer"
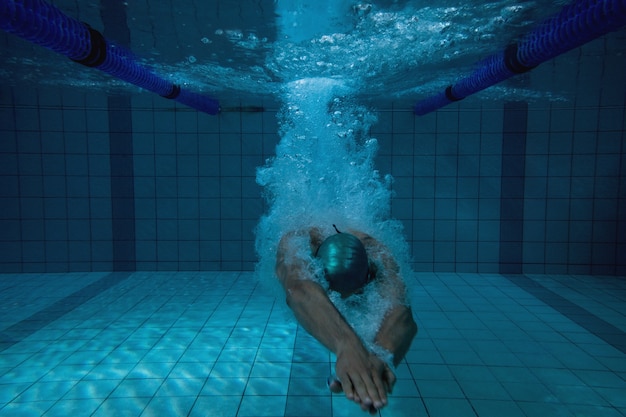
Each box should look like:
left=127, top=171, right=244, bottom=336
left=276, top=225, right=418, bottom=414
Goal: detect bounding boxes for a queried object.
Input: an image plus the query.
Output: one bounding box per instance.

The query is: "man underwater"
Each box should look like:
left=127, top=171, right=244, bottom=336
left=276, top=225, right=417, bottom=414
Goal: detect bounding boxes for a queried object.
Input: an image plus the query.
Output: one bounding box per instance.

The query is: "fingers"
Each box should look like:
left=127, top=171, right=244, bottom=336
left=370, top=373, right=388, bottom=409
left=334, top=355, right=397, bottom=413
left=360, top=399, right=378, bottom=415
left=344, top=371, right=388, bottom=411
left=360, top=396, right=380, bottom=415
left=327, top=375, right=344, bottom=394
left=383, top=366, right=397, bottom=394
left=339, top=374, right=369, bottom=407
left=340, top=374, right=356, bottom=402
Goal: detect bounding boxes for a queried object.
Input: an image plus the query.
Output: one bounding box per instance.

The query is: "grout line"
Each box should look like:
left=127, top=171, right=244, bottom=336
left=0, top=271, right=134, bottom=353
left=502, top=274, right=626, bottom=355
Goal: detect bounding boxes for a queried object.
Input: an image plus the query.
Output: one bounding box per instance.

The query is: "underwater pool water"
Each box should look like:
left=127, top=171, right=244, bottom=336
left=1, top=0, right=625, bottom=416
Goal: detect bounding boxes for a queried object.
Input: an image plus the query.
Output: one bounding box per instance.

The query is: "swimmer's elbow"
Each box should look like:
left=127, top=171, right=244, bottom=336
left=284, top=281, right=307, bottom=308
left=390, top=305, right=418, bottom=338
left=284, top=289, right=297, bottom=309
left=405, top=308, right=418, bottom=338
left=409, top=316, right=418, bottom=338
left=284, top=280, right=319, bottom=309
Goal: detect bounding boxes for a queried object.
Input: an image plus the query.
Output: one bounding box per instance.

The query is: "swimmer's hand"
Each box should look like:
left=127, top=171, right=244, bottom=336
left=335, top=341, right=396, bottom=414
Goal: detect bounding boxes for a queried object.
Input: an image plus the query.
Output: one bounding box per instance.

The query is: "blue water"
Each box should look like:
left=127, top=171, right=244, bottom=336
left=1, top=0, right=575, bottom=102
left=0, top=0, right=625, bottom=416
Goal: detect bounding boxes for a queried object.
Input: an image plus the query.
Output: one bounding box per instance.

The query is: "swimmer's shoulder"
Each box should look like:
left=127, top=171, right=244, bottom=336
left=346, top=229, right=373, bottom=240
left=347, top=230, right=379, bottom=249
left=308, top=227, right=325, bottom=253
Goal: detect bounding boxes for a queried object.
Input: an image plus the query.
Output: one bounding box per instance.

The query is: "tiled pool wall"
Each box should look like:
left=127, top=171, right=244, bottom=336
left=0, top=33, right=624, bottom=275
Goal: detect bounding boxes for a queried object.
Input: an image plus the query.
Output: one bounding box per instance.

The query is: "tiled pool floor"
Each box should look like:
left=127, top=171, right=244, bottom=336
left=0, top=271, right=625, bottom=416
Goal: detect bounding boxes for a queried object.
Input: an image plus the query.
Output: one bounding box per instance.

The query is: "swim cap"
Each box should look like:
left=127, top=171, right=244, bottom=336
left=316, top=232, right=369, bottom=296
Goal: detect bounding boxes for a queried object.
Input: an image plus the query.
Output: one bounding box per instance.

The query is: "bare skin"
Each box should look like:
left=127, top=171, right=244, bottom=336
left=276, top=228, right=418, bottom=414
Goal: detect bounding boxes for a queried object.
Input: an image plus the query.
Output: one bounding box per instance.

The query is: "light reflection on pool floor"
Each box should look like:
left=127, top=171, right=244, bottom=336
left=0, top=271, right=625, bottom=416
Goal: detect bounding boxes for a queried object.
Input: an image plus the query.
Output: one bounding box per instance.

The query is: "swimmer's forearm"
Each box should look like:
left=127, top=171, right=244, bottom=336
left=285, top=279, right=393, bottom=411
left=276, top=233, right=363, bottom=355
left=375, top=305, right=418, bottom=367
left=285, top=279, right=364, bottom=355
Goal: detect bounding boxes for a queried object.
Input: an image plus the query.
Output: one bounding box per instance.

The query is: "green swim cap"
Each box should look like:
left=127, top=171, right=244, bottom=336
left=316, top=232, right=369, bottom=296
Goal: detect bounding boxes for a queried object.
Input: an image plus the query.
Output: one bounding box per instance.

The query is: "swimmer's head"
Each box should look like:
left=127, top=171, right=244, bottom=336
left=316, top=232, right=369, bottom=297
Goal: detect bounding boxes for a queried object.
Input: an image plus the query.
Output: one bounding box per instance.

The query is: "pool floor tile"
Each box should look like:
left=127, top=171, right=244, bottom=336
left=0, top=271, right=624, bottom=416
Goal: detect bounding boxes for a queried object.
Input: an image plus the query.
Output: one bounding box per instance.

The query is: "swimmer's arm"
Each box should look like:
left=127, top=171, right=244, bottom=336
left=350, top=231, right=407, bottom=300
left=276, top=232, right=391, bottom=410
left=276, top=231, right=364, bottom=357
left=371, top=262, right=417, bottom=366
left=308, top=227, right=325, bottom=252
left=374, top=305, right=418, bottom=367
left=348, top=231, right=418, bottom=366
left=371, top=256, right=417, bottom=366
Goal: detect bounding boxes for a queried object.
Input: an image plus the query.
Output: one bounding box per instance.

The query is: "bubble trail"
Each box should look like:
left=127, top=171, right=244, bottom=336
left=254, top=77, right=411, bottom=312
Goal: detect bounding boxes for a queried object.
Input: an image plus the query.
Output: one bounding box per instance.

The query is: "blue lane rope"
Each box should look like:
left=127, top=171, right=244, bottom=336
left=414, top=0, right=626, bottom=116
left=0, top=0, right=220, bottom=115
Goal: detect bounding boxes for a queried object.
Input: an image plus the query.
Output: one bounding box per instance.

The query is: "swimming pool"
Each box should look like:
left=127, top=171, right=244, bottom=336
left=1, top=0, right=625, bottom=416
